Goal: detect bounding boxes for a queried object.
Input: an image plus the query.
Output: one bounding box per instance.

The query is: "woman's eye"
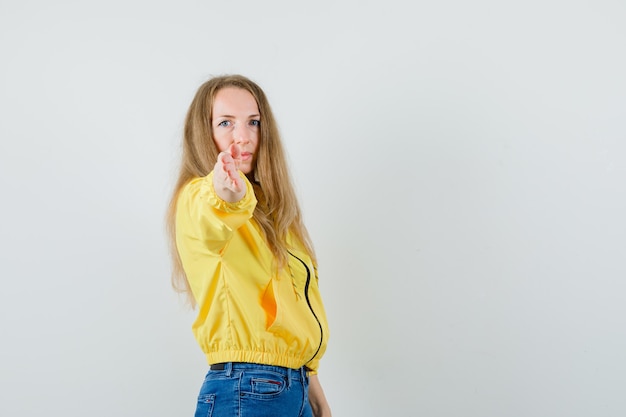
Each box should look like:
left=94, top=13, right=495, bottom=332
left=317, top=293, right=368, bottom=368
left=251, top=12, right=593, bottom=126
left=250, top=120, right=260, bottom=127
left=217, top=120, right=231, bottom=127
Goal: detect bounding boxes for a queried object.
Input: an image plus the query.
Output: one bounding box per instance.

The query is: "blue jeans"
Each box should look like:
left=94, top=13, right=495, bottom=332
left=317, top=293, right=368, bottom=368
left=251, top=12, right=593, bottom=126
left=194, top=362, right=312, bottom=417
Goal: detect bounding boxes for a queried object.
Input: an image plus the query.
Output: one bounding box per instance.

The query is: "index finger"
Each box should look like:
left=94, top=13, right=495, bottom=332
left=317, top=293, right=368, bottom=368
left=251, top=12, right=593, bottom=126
left=229, top=143, right=241, bottom=159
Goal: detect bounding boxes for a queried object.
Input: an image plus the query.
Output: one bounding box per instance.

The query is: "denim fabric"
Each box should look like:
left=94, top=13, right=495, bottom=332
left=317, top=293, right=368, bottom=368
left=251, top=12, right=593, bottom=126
left=194, top=362, right=312, bottom=417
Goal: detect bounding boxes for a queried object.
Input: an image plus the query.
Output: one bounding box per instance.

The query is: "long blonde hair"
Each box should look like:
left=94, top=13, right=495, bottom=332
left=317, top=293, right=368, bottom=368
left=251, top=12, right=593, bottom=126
left=166, top=74, right=316, bottom=306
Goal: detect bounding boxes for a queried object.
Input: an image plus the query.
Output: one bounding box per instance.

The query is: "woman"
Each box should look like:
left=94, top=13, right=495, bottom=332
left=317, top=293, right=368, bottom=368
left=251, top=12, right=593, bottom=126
left=167, top=74, right=332, bottom=417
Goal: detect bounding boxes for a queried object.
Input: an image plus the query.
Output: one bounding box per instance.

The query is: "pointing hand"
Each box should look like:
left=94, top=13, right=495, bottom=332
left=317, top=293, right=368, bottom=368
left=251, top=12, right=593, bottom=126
left=213, top=144, right=246, bottom=202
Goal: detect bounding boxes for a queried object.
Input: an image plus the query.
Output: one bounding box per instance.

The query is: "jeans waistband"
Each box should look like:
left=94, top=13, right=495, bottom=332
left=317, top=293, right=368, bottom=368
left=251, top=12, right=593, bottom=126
left=209, top=362, right=307, bottom=381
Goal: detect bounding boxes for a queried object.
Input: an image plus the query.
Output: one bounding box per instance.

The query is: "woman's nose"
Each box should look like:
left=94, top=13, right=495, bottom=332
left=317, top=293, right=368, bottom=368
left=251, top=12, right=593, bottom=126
left=233, top=124, right=250, bottom=144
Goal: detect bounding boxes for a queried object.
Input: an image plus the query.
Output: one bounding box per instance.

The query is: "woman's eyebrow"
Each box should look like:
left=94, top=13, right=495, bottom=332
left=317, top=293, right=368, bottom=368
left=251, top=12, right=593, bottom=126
left=214, top=113, right=260, bottom=118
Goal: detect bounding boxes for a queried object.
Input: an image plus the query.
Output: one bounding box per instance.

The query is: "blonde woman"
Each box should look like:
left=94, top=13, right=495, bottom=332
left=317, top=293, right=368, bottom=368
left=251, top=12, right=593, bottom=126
left=167, top=75, right=331, bottom=417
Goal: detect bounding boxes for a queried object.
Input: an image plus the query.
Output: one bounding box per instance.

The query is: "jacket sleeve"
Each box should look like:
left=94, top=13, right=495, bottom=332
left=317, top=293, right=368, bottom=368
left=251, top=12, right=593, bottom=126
left=175, top=171, right=257, bottom=257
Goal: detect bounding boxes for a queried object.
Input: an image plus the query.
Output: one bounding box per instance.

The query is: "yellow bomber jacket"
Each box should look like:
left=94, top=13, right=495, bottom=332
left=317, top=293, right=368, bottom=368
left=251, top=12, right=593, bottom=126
left=175, top=172, right=329, bottom=373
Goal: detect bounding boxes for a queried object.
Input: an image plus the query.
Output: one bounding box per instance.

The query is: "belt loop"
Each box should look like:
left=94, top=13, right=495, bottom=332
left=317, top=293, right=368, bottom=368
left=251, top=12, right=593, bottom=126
left=225, top=362, right=233, bottom=377
left=287, top=367, right=292, bottom=389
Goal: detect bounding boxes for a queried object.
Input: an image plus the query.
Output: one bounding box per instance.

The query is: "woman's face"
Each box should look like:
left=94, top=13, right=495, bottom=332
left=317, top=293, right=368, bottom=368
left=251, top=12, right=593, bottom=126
left=211, top=87, right=260, bottom=175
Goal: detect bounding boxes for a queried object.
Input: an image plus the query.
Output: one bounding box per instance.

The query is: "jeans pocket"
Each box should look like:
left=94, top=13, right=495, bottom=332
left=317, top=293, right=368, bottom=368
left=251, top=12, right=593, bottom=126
left=194, top=393, right=215, bottom=417
left=241, top=370, right=286, bottom=399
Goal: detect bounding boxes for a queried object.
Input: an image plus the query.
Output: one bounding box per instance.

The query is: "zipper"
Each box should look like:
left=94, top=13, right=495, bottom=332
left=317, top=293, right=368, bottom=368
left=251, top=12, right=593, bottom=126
left=288, top=251, right=323, bottom=364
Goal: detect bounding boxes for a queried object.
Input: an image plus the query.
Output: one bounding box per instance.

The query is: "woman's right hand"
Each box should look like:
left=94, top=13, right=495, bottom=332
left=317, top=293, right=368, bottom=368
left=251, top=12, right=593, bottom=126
left=213, top=143, right=246, bottom=202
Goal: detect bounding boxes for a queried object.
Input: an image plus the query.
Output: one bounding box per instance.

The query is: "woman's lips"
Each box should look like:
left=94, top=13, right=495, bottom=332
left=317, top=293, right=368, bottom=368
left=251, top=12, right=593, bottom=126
left=241, top=152, right=252, bottom=161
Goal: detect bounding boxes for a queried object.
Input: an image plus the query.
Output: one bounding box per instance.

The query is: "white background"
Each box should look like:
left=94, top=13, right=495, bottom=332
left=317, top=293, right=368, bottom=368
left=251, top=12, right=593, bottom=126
left=1, top=1, right=625, bottom=416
